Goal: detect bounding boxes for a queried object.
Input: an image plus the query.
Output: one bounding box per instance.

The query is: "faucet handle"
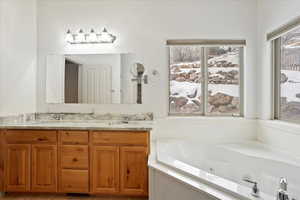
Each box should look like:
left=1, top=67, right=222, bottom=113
left=277, top=178, right=289, bottom=200
left=243, top=177, right=257, bottom=184
left=279, top=178, right=288, bottom=191
left=243, top=177, right=260, bottom=197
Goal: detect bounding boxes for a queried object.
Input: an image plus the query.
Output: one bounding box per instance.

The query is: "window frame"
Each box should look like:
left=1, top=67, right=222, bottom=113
left=268, top=15, right=300, bottom=123
left=272, top=38, right=281, bottom=120
left=272, top=35, right=300, bottom=124
left=167, top=43, right=245, bottom=117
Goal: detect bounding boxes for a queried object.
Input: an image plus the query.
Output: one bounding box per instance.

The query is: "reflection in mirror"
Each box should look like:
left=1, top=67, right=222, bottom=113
left=46, top=53, right=141, bottom=104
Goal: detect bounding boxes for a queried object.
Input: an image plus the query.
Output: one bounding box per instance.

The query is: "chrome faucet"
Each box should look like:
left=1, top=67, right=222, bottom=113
left=53, top=114, right=62, bottom=121
left=277, top=178, right=289, bottom=200
left=243, top=177, right=260, bottom=197
left=121, top=116, right=130, bottom=124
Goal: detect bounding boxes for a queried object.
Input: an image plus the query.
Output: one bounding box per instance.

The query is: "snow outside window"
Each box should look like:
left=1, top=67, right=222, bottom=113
left=274, top=27, right=300, bottom=123
left=169, top=45, right=243, bottom=116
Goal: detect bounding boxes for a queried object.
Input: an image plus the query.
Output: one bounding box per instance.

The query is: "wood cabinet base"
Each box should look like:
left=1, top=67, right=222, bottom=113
left=1, top=129, right=149, bottom=197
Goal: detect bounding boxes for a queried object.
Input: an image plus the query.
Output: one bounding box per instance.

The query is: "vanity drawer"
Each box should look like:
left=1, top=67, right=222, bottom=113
left=60, top=169, right=89, bottom=193
left=60, top=131, right=89, bottom=144
left=92, top=131, right=148, bottom=146
left=61, top=145, right=89, bottom=169
left=5, top=130, right=57, bottom=144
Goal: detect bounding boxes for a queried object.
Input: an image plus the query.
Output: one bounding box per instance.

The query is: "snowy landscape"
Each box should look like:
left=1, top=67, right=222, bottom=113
left=169, top=47, right=240, bottom=114
left=280, top=70, right=300, bottom=120
left=279, top=30, right=300, bottom=121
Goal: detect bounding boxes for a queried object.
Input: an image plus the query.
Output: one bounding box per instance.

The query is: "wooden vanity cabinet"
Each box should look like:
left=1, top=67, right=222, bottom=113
left=3, top=130, right=57, bottom=192
left=1, top=129, right=150, bottom=197
left=120, top=146, right=148, bottom=196
left=91, top=145, right=120, bottom=194
left=91, top=131, right=149, bottom=196
left=0, top=131, right=4, bottom=192
left=5, top=144, right=31, bottom=192
left=31, top=144, right=57, bottom=192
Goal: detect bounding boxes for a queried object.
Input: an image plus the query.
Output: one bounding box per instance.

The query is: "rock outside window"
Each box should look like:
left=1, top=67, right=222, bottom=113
left=168, top=40, right=244, bottom=117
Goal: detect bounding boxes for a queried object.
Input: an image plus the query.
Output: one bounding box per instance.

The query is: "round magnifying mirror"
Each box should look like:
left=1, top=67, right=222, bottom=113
left=131, top=63, right=145, bottom=76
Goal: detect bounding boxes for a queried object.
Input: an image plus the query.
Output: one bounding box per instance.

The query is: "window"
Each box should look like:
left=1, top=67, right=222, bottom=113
left=168, top=40, right=244, bottom=116
left=273, top=27, right=300, bottom=123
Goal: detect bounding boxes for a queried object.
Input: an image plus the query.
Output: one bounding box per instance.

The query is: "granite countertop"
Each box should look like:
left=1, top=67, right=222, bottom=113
left=0, top=120, right=153, bottom=131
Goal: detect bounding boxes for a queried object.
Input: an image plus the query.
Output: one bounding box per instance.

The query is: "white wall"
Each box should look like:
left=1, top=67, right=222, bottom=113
left=37, top=0, right=258, bottom=120
left=152, top=117, right=256, bottom=142
left=0, top=0, right=4, bottom=99
left=257, top=0, right=300, bottom=156
left=0, top=0, right=37, bottom=116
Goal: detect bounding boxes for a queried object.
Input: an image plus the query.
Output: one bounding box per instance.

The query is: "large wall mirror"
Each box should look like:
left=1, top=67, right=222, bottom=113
left=46, top=53, right=146, bottom=104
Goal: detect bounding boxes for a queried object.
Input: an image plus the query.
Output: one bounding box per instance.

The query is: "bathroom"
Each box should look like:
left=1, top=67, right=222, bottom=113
left=0, top=0, right=299, bottom=199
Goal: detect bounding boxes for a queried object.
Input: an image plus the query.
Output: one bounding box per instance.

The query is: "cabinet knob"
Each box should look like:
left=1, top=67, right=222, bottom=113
left=73, top=158, right=78, bottom=162
left=37, top=137, right=48, bottom=141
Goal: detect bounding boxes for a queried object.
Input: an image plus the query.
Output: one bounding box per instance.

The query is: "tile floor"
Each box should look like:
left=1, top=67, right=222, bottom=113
left=0, top=193, right=147, bottom=200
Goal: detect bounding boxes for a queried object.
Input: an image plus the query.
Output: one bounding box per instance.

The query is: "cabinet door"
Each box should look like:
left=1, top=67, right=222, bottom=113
left=91, top=146, right=119, bottom=194
left=5, top=144, right=31, bottom=192
left=120, top=146, right=148, bottom=196
left=31, top=145, right=57, bottom=192
left=0, top=131, right=4, bottom=191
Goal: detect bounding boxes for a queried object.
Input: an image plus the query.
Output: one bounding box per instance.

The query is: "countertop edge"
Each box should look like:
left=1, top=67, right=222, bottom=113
left=0, top=126, right=152, bottom=131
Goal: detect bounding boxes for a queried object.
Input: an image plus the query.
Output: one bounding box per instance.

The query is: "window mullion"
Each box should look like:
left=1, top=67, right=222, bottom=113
left=274, top=38, right=282, bottom=119
left=274, top=38, right=278, bottom=119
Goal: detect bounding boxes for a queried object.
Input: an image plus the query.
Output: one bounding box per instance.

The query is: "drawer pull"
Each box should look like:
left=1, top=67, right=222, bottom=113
left=37, top=137, right=48, bottom=141
left=72, top=158, right=78, bottom=162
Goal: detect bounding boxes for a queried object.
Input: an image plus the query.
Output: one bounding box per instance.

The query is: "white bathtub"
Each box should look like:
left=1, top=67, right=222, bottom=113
left=148, top=140, right=300, bottom=200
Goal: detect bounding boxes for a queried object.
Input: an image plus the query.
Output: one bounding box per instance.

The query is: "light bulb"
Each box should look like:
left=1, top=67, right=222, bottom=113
left=99, top=28, right=115, bottom=43
left=65, top=30, right=74, bottom=43
left=76, top=29, right=85, bottom=43
left=88, top=29, right=97, bottom=43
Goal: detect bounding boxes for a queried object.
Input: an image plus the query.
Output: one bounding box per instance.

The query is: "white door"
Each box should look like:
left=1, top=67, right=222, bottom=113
left=79, top=65, right=112, bottom=104
left=46, top=55, right=65, bottom=104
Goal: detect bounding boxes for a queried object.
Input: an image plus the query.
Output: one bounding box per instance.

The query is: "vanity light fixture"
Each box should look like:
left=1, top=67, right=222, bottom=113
left=99, top=28, right=115, bottom=43
left=88, top=29, right=98, bottom=43
left=65, top=28, right=116, bottom=44
left=76, top=29, right=86, bottom=43
left=65, top=29, right=74, bottom=43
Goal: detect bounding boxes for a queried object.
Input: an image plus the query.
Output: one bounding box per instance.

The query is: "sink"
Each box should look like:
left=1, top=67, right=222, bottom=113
left=106, top=121, right=140, bottom=126
left=32, top=121, right=107, bottom=127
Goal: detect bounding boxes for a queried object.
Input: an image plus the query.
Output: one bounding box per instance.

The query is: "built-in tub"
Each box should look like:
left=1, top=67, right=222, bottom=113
left=148, top=140, right=300, bottom=200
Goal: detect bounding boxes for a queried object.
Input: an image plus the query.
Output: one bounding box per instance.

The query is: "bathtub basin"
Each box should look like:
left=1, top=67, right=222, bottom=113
left=149, top=139, right=300, bottom=200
